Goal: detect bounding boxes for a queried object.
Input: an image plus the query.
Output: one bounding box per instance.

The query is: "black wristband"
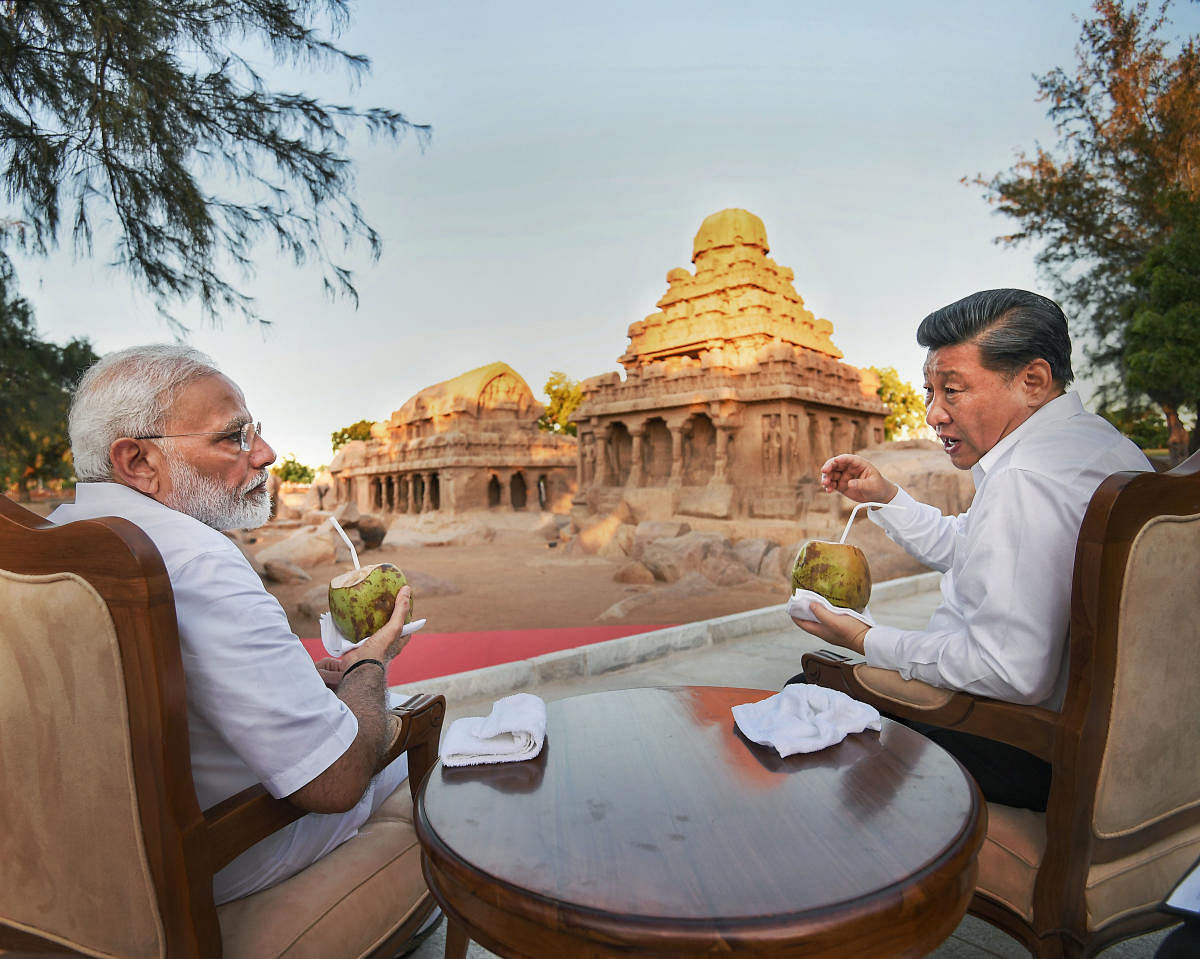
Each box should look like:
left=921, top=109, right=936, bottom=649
left=343, top=658, right=385, bottom=679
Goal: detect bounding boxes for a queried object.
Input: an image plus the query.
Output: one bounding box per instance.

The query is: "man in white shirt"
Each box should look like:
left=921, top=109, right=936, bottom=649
left=50, top=345, right=432, bottom=929
left=792, top=289, right=1151, bottom=810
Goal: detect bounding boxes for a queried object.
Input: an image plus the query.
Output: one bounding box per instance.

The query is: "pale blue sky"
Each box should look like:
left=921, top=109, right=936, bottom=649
left=17, top=1, right=1200, bottom=469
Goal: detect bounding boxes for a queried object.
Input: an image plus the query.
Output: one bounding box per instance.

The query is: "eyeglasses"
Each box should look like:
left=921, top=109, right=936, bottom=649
left=135, top=421, right=262, bottom=452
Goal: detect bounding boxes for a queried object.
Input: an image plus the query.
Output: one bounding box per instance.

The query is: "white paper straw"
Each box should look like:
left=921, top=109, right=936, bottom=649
left=327, top=516, right=360, bottom=569
left=838, top=501, right=890, bottom=544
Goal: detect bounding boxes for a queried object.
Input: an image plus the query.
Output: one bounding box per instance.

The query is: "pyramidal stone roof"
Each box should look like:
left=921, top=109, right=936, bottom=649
left=620, top=207, right=843, bottom=370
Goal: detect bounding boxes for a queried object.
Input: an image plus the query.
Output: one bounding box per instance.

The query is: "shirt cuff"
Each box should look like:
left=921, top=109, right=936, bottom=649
left=863, top=624, right=911, bottom=678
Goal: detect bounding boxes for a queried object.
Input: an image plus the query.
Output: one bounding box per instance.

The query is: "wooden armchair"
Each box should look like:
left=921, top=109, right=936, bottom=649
left=0, top=494, right=446, bottom=959
left=802, top=450, right=1200, bottom=958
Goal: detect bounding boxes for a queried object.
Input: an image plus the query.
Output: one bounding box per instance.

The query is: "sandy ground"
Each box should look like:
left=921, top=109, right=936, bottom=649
left=248, top=519, right=793, bottom=638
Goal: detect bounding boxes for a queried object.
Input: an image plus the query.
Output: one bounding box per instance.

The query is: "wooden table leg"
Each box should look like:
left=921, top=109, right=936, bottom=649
left=444, top=918, right=470, bottom=959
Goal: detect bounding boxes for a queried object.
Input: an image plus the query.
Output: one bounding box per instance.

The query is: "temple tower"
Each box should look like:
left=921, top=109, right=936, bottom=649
left=574, top=209, right=887, bottom=523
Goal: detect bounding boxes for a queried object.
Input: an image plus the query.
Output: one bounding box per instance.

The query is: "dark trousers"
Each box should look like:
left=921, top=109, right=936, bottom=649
left=784, top=672, right=1052, bottom=811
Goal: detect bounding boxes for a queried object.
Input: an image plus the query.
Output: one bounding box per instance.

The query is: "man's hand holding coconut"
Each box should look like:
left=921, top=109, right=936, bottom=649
left=789, top=453, right=899, bottom=654
left=339, top=582, right=416, bottom=674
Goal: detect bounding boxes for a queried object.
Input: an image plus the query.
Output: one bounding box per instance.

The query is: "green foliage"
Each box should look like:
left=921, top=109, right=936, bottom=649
left=1100, top=405, right=1171, bottom=448
left=1120, top=195, right=1200, bottom=460
left=537, top=371, right=581, bottom=436
left=0, top=262, right=98, bottom=494
left=271, top=453, right=316, bottom=484
left=970, top=0, right=1200, bottom=380
left=0, top=1, right=429, bottom=332
left=331, top=419, right=375, bottom=452
left=869, top=366, right=926, bottom=440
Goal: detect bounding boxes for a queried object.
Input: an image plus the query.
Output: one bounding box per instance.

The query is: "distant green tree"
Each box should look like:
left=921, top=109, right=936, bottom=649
left=0, top=1, right=429, bottom=331
left=0, top=262, right=98, bottom=497
left=271, top=453, right=316, bottom=484
left=869, top=366, right=926, bottom=440
left=1099, top=405, right=1172, bottom=449
left=1114, top=193, right=1200, bottom=462
left=538, top=371, right=581, bottom=436
left=331, top=419, right=375, bottom=452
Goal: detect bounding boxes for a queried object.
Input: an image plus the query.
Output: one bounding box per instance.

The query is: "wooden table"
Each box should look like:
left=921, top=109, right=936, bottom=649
left=415, top=686, right=986, bottom=958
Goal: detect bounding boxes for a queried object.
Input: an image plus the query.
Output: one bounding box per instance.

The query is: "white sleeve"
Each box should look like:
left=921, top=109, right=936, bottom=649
left=864, top=468, right=1077, bottom=704
left=867, top=486, right=958, bottom=573
left=173, top=546, right=359, bottom=798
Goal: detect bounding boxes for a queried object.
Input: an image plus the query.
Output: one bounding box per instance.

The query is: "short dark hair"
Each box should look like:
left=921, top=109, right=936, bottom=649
left=916, top=289, right=1074, bottom=387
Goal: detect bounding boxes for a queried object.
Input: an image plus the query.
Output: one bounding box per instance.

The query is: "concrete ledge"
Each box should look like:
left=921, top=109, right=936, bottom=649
left=390, top=570, right=942, bottom=704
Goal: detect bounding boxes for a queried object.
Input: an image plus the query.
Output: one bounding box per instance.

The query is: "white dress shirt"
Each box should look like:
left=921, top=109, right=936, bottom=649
left=50, top=483, right=390, bottom=902
left=864, top=392, right=1150, bottom=709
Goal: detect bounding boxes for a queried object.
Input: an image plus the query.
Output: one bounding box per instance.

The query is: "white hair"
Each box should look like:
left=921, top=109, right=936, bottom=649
left=69, top=344, right=221, bottom=482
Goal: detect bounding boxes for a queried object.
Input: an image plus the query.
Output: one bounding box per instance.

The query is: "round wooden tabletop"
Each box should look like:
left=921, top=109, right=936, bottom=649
left=415, top=685, right=986, bottom=959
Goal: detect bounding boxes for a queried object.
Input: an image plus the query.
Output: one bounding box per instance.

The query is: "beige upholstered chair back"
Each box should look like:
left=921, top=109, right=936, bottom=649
left=1041, top=452, right=1200, bottom=942
left=1094, top=511, right=1200, bottom=839
left=0, top=498, right=218, bottom=959
left=0, top=569, right=167, bottom=958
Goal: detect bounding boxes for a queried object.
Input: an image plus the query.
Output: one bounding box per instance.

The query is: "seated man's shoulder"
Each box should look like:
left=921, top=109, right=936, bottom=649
left=1005, top=412, right=1150, bottom=484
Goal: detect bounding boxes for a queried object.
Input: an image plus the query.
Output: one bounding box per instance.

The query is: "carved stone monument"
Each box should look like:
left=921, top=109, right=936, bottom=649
left=574, top=208, right=887, bottom=526
left=327, top=362, right=576, bottom=516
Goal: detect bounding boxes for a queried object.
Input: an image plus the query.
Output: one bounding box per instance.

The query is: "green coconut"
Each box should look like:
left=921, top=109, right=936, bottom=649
left=791, top=540, right=872, bottom=613
left=328, top=562, right=411, bottom=642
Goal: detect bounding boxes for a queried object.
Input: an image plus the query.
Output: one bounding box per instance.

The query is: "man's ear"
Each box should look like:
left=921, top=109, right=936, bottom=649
left=1020, top=358, right=1058, bottom=407
left=109, top=438, right=167, bottom=497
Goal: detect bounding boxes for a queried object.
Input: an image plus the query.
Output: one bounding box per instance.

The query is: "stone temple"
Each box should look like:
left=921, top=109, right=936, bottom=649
left=326, top=362, right=576, bottom=515
left=572, top=208, right=887, bottom=529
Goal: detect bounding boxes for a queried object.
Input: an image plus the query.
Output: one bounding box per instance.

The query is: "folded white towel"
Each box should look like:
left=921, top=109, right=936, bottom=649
left=440, top=693, right=548, bottom=767
left=786, top=589, right=876, bottom=627
left=732, top=685, right=881, bottom=757
left=319, top=613, right=426, bottom=656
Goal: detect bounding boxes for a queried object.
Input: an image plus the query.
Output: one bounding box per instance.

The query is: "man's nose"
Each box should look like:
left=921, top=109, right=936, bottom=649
left=251, top=435, right=276, bottom=468
left=926, top=397, right=949, bottom=428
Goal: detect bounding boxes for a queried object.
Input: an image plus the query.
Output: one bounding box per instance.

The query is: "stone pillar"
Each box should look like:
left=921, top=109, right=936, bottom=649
left=423, top=472, right=435, bottom=512
left=668, top=425, right=684, bottom=488
left=407, top=474, right=417, bottom=513
left=596, top=432, right=610, bottom=486
left=714, top=426, right=736, bottom=481
left=628, top=428, right=645, bottom=488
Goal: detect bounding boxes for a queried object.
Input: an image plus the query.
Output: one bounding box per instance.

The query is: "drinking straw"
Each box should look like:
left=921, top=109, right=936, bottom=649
left=326, top=516, right=360, bottom=569
left=838, top=502, right=889, bottom=544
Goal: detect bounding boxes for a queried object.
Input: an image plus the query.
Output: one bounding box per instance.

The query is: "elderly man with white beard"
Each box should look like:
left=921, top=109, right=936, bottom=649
left=50, top=345, right=436, bottom=942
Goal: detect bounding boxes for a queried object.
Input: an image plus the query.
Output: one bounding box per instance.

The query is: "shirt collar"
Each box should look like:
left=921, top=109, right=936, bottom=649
left=974, top=391, right=1084, bottom=480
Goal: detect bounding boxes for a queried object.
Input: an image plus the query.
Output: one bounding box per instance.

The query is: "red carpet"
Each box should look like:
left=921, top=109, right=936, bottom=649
left=301, top=624, right=671, bottom=685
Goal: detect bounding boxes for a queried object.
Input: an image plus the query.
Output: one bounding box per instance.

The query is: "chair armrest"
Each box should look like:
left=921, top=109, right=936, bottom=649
left=801, top=648, right=1060, bottom=762
left=203, top=785, right=307, bottom=875
left=202, top=693, right=446, bottom=875
left=385, top=692, right=446, bottom=804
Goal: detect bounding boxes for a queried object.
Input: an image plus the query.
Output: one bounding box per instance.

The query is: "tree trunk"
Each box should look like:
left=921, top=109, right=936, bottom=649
left=1161, top=401, right=1190, bottom=467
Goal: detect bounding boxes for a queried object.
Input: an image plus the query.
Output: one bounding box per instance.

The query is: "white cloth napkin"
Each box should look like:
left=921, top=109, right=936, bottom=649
left=319, top=613, right=426, bottom=656
left=440, top=693, right=548, bottom=767
left=786, top=589, right=876, bottom=627
left=732, top=685, right=881, bottom=757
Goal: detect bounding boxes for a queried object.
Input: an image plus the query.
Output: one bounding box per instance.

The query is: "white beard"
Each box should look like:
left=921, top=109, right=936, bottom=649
left=163, top=454, right=272, bottom=531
